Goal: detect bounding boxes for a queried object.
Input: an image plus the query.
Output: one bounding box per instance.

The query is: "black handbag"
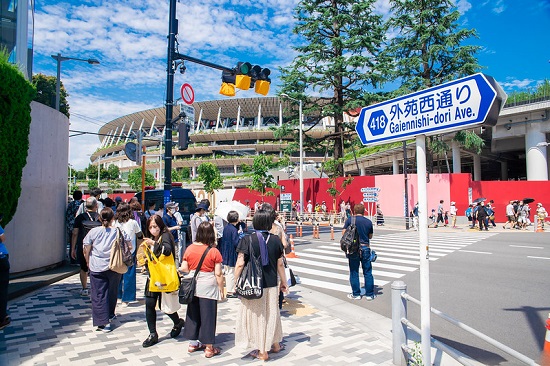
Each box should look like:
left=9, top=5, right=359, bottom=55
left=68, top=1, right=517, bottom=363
left=178, top=247, right=210, bottom=304
left=235, top=234, right=264, bottom=299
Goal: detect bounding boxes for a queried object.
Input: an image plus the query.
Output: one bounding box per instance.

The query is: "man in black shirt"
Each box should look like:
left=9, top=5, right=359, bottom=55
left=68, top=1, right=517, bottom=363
left=342, top=203, right=375, bottom=300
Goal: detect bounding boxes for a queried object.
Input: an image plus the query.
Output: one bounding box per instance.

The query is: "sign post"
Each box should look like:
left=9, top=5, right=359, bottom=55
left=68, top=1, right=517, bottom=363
left=354, top=73, right=506, bottom=366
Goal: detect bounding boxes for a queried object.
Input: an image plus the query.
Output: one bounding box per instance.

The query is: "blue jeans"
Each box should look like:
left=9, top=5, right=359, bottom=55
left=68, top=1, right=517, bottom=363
left=347, top=246, right=374, bottom=297
left=118, top=255, right=136, bottom=302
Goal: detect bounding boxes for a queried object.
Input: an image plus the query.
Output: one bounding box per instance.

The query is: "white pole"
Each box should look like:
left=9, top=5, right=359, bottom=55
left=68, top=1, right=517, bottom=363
left=416, top=135, right=431, bottom=366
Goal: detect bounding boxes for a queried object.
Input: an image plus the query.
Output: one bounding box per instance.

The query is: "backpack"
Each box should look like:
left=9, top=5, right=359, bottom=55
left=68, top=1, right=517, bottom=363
left=340, top=216, right=360, bottom=255
left=82, top=212, right=101, bottom=238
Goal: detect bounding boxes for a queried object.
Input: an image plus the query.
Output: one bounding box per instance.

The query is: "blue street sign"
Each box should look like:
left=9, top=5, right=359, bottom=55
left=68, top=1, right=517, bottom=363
left=355, top=73, right=506, bottom=146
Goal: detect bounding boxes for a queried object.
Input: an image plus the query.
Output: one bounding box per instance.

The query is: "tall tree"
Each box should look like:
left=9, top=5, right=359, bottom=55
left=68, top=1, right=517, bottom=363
left=107, top=164, right=120, bottom=180
left=197, top=163, right=224, bottom=196
left=32, top=73, right=70, bottom=117
left=387, top=0, right=484, bottom=170
left=279, top=0, right=388, bottom=176
left=248, top=155, right=279, bottom=198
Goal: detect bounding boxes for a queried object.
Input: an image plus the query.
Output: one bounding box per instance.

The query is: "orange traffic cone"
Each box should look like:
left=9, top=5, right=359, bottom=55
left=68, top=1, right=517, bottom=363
left=541, top=314, right=550, bottom=365
left=536, top=217, right=545, bottom=233
left=286, top=234, right=298, bottom=258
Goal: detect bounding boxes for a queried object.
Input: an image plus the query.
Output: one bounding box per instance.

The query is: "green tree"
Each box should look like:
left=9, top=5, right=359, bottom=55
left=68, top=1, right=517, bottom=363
left=171, top=168, right=190, bottom=182
left=127, top=168, right=156, bottom=191
left=279, top=0, right=388, bottom=177
left=107, top=164, right=120, bottom=180
left=0, top=48, right=36, bottom=225
left=87, top=179, right=98, bottom=190
left=32, top=73, right=70, bottom=117
left=386, top=0, right=483, bottom=170
left=86, top=164, right=98, bottom=180
left=248, top=155, right=279, bottom=197
left=197, top=163, right=224, bottom=195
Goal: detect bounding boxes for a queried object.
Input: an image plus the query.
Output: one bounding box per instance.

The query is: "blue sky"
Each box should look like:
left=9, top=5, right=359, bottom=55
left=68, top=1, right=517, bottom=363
left=31, top=0, right=550, bottom=169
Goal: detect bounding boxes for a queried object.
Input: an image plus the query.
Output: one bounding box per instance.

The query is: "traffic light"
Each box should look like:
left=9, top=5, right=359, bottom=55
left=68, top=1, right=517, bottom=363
left=218, top=62, right=271, bottom=97
left=178, top=122, right=190, bottom=150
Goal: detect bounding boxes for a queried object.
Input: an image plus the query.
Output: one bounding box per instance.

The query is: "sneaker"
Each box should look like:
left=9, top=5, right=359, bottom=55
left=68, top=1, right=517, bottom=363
left=347, top=293, right=361, bottom=300
left=80, top=289, right=89, bottom=296
left=364, top=295, right=377, bottom=301
left=109, top=314, right=117, bottom=322
left=0, top=316, right=11, bottom=330
left=96, top=324, right=112, bottom=332
left=120, top=302, right=130, bottom=308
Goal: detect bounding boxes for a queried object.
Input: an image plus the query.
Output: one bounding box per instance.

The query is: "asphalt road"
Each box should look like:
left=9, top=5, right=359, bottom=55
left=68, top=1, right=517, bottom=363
left=288, top=224, right=550, bottom=365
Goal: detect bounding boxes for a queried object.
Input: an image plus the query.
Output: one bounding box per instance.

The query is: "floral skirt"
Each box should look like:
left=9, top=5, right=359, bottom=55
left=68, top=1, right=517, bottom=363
left=235, top=286, right=282, bottom=353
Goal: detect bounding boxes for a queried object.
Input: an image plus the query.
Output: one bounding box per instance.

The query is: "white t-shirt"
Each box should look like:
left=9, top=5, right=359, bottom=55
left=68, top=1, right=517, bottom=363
left=450, top=205, right=457, bottom=215
left=115, top=219, right=141, bottom=252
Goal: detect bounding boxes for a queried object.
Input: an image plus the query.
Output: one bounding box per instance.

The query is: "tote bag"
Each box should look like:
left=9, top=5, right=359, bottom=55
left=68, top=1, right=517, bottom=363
left=235, top=235, right=263, bottom=299
left=109, top=228, right=128, bottom=274
left=144, top=244, right=180, bottom=292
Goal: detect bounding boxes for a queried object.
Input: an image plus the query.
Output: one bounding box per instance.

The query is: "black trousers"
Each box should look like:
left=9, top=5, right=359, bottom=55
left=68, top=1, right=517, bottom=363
left=89, top=270, right=121, bottom=326
left=0, top=256, right=9, bottom=320
left=183, top=296, right=218, bottom=344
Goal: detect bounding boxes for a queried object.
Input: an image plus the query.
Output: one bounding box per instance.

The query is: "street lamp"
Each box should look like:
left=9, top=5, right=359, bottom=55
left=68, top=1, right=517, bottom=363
left=280, top=93, right=304, bottom=215
left=51, top=53, right=100, bottom=111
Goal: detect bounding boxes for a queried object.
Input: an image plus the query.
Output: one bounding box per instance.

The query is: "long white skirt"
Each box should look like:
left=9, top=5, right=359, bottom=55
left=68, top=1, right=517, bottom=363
left=235, top=286, right=283, bottom=353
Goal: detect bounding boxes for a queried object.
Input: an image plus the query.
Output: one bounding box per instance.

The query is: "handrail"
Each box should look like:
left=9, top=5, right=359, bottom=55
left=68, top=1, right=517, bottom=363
left=392, top=281, right=538, bottom=366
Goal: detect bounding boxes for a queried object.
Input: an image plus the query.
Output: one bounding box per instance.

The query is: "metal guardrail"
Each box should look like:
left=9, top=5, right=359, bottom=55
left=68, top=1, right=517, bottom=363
left=391, top=281, right=538, bottom=366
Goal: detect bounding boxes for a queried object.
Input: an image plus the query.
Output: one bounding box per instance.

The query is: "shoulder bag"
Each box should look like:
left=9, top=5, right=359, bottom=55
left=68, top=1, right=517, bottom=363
left=235, top=234, right=264, bottom=299
left=178, top=246, right=211, bottom=304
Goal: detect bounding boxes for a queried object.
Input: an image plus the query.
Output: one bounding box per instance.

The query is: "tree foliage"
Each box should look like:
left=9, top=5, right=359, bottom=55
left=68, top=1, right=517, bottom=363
left=107, top=164, right=120, bottom=180
left=0, top=49, right=36, bottom=225
left=32, top=73, right=70, bottom=117
left=248, top=155, right=279, bottom=197
left=279, top=0, right=388, bottom=176
left=127, top=167, right=156, bottom=191
left=197, top=163, right=224, bottom=194
left=386, top=0, right=483, bottom=170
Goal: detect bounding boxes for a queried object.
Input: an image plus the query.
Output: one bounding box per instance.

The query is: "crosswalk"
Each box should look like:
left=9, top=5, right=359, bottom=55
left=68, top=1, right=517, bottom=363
left=287, top=231, right=496, bottom=295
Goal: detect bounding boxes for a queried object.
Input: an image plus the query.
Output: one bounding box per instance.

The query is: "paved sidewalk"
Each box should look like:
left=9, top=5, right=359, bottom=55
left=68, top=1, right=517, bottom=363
left=1, top=271, right=395, bottom=366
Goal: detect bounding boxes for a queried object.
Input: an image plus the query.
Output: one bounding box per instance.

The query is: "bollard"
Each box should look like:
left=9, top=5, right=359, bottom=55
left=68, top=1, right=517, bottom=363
left=315, top=222, right=320, bottom=239
left=330, top=224, right=334, bottom=240
left=392, top=281, right=408, bottom=366
left=296, top=222, right=299, bottom=236
left=299, top=222, right=303, bottom=237
left=286, top=234, right=298, bottom=258
left=536, top=216, right=544, bottom=233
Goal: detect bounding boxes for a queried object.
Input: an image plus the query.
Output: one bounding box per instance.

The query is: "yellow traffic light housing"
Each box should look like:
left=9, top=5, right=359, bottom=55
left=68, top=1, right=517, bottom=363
left=219, top=82, right=236, bottom=97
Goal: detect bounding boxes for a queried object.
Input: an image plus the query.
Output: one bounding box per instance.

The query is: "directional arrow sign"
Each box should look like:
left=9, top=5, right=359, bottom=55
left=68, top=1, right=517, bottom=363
left=355, top=73, right=506, bottom=146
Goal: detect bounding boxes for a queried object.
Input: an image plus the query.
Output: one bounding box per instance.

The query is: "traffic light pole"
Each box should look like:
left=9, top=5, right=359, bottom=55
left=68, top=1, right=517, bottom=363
left=163, top=0, right=178, bottom=204
left=174, top=53, right=233, bottom=73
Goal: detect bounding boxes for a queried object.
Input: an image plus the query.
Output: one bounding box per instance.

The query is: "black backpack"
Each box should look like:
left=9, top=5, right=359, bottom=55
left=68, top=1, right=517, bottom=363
left=81, top=212, right=101, bottom=238
left=340, top=216, right=360, bottom=255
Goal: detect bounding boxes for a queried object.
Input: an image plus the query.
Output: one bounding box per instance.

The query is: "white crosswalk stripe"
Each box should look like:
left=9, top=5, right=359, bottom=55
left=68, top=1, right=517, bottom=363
left=287, top=230, right=496, bottom=295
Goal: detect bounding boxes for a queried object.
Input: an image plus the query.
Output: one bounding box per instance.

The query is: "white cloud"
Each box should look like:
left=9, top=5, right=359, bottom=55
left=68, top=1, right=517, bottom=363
left=455, top=0, right=472, bottom=14
left=501, top=78, right=536, bottom=90
left=492, top=0, right=506, bottom=13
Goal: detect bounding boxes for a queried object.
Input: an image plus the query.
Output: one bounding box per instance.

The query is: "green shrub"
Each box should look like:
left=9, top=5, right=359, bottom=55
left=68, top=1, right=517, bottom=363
left=0, top=49, right=36, bottom=225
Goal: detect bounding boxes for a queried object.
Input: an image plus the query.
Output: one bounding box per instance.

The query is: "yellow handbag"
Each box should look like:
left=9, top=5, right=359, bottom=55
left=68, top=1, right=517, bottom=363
left=144, top=244, right=179, bottom=292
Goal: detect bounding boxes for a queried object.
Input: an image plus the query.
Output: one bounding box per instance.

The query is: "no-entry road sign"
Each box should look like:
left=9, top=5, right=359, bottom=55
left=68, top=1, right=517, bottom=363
left=355, top=73, right=506, bottom=146
left=180, top=83, right=195, bottom=105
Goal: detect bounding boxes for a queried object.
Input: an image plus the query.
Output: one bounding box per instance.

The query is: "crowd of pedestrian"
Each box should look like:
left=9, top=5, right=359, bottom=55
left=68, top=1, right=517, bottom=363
left=56, top=190, right=292, bottom=359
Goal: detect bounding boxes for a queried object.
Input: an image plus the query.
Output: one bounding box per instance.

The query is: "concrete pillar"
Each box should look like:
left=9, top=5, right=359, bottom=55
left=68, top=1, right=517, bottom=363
left=192, top=166, right=196, bottom=178
left=525, top=123, right=548, bottom=181
left=501, top=161, right=508, bottom=181
left=452, top=140, right=461, bottom=173
left=473, top=155, right=481, bottom=181
left=393, top=155, right=399, bottom=175
left=360, top=167, right=366, bottom=176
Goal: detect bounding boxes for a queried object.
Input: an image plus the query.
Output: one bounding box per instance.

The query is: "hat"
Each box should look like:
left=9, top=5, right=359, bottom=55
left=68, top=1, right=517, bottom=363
left=308, top=200, right=311, bottom=203
left=195, top=203, right=209, bottom=212
left=450, top=201, right=455, bottom=205
left=115, top=196, right=123, bottom=202
left=165, top=202, right=178, bottom=210
left=537, top=202, right=543, bottom=206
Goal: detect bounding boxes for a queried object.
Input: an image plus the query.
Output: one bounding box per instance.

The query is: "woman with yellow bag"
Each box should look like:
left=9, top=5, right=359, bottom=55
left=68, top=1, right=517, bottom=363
left=140, top=215, right=184, bottom=348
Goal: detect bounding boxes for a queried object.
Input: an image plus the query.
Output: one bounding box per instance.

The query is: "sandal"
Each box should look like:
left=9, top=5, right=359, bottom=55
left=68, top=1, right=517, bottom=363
left=204, top=346, right=221, bottom=358
left=270, top=342, right=286, bottom=353
left=188, top=344, right=206, bottom=353
left=249, top=350, right=269, bottom=361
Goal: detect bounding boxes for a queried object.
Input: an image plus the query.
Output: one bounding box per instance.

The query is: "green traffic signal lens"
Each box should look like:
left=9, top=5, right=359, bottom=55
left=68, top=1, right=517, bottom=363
left=238, top=62, right=251, bottom=75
